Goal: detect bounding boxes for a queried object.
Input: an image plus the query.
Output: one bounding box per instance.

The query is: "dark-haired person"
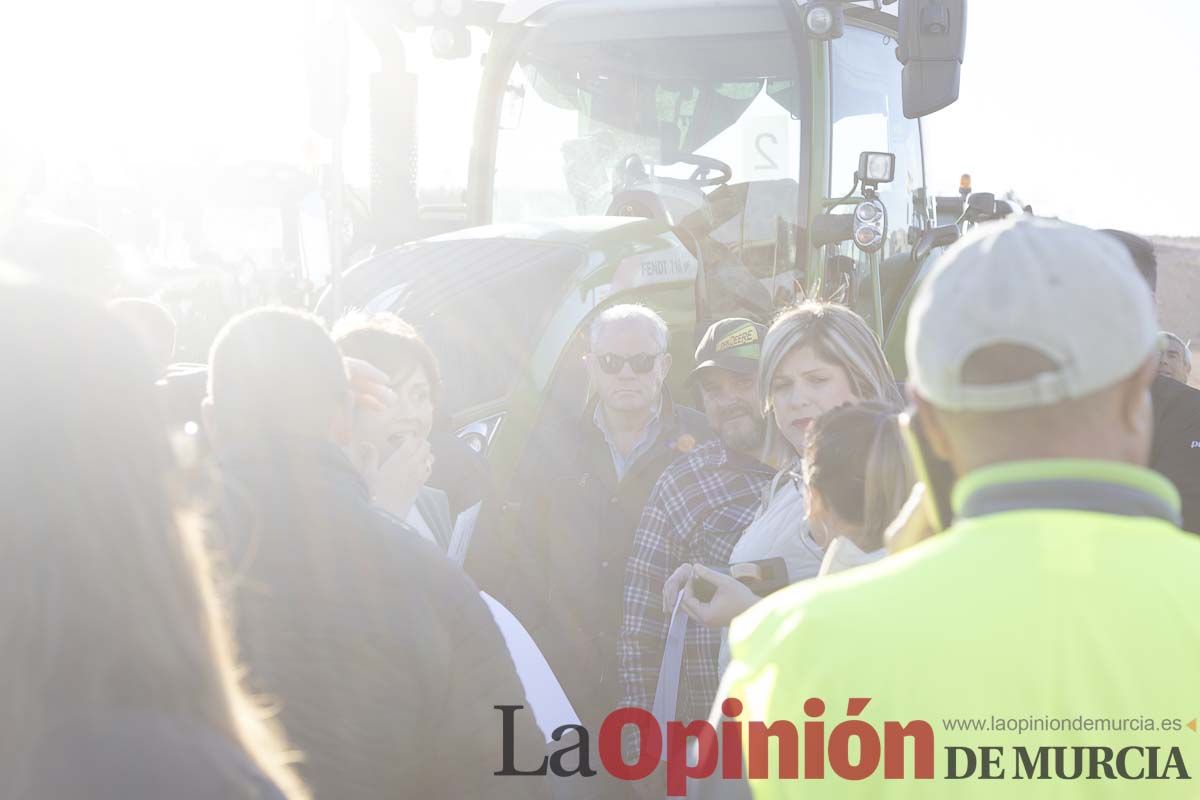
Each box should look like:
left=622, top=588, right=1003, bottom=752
left=1102, top=229, right=1200, bottom=534
left=0, top=211, right=119, bottom=295
left=0, top=282, right=304, bottom=800
left=333, top=310, right=484, bottom=555
left=109, top=296, right=177, bottom=377
left=676, top=402, right=914, bottom=636
left=203, top=307, right=548, bottom=800
left=685, top=402, right=914, bottom=800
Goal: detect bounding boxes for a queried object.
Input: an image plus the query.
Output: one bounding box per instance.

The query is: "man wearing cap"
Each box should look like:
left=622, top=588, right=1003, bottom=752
left=618, top=318, right=774, bottom=770
left=719, top=218, right=1200, bottom=798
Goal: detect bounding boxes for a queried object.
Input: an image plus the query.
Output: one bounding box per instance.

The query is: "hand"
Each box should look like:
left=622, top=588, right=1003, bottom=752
left=358, top=434, right=434, bottom=518
left=344, top=356, right=397, bottom=412
left=884, top=483, right=936, bottom=554
left=680, top=564, right=758, bottom=628
left=663, top=564, right=693, bottom=614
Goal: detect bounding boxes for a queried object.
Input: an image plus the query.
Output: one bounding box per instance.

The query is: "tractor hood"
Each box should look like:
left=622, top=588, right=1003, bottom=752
left=320, top=215, right=700, bottom=419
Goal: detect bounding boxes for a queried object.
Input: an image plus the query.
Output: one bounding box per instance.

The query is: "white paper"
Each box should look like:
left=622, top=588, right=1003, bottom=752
left=651, top=591, right=689, bottom=761
left=481, top=591, right=580, bottom=743
left=446, top=501, right=482, bottom=566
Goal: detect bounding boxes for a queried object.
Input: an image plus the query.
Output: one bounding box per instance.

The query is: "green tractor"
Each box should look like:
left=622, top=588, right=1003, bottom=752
left=318, top=0, right=967, bottom=505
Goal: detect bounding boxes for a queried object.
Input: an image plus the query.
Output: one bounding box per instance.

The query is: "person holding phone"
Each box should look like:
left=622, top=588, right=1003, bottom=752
left=677, top=402, right=914, bottom=633
left=719, top=217, right=1200, bottom=799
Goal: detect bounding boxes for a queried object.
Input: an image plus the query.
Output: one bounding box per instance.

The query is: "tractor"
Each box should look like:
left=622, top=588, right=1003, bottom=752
left=315, top=0, right=968, bottom=515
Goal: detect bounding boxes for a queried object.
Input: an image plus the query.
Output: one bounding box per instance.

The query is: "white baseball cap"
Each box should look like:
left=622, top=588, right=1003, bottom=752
left=906, top=216, right=1158, bottom=412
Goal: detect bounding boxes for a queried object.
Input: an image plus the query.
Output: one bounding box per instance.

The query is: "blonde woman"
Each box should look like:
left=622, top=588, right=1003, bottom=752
left=0, top=283, right=305, bottom=800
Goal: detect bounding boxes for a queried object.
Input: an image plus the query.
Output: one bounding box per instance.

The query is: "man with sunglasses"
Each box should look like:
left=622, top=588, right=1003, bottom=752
left=509, top=304, right=711, bottom=786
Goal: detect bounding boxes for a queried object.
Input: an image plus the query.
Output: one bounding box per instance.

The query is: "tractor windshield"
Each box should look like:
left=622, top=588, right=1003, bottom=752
left=491, top=11, right=807, bottom=225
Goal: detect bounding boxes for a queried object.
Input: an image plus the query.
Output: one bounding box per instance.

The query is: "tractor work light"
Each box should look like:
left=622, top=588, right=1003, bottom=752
left=802, top=3, right=844, bottom=40
left=851, top=198, right=887, bottom=254
left=431, top=26, right=471, bottom=58
left=440, top=0, right=464, bottom=17
left=858, top=151, right=896, bottom=186
left=411, top=0, right=437, bottom=19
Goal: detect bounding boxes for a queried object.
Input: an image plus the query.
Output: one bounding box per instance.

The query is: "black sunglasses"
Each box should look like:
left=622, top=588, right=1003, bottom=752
left=594, top=352, right=660, bottom=375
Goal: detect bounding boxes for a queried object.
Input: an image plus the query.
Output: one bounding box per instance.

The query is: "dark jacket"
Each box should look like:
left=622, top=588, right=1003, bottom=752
left=1151, top=375, right=1200, bottom=534
left=211, top=436, right=548, bottom=800
left=505, top=392, right=712, bottom=729
left=24, top=712, right=285, bottom=800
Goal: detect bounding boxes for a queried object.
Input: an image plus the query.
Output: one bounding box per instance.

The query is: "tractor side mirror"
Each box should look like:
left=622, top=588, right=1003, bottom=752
left=913, top=224, right=958, bottom=263
left=896, top=0, right=967, bottom=119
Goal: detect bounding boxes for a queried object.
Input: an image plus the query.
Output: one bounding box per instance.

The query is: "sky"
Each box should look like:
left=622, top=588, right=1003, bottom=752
left=3, top=0, right=1199, bottom=237
left=921, top=0, right=1200, bottom=237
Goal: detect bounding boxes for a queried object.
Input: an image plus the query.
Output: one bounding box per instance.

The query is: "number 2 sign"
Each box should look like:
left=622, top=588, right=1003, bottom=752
left=744, top=117, right=790, bottom=179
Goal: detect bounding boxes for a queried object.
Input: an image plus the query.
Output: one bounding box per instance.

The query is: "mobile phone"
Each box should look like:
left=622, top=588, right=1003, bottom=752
left=692, top=557, right=790, bottom=603
left=898, top=407, right=955, bottom=533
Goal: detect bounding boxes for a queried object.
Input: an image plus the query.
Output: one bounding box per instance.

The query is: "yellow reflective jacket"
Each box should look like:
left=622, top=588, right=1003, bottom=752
left=721, top=459, right=1200, bottom=798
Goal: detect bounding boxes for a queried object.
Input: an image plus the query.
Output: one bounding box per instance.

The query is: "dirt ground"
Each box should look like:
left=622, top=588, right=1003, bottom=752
left=1151, top=236, right=1200, bottom=389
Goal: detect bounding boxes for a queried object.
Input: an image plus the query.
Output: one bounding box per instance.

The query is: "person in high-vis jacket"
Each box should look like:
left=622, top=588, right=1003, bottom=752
left=713, top=218, right=1200, bottom=799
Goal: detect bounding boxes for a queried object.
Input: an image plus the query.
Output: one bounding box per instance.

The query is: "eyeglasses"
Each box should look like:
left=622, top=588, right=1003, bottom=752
left=593, top=352, right=660, bottom=375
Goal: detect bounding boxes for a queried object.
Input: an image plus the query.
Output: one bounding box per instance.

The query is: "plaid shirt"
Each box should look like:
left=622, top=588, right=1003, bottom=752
left=618, top=440, right=773, bottom=757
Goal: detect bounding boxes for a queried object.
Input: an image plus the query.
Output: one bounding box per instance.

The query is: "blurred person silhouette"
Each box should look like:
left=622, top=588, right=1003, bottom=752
left=0, top=280, right=304, bottom=800
left=1157, top=331, right=1192, bottom=385
left=722, top=217, right=1200, bottom=799
left=0, top=211, right=119, bottom=296
left=202, top=307, right=548, bottom=800
left=1100, top=229, right=1200, bottom=535
left=108, top=297, right=177, bottom=377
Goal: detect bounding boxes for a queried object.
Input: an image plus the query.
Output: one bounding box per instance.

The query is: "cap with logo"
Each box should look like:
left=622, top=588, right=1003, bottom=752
left=688, top=318, right=766, bottom=384
left=906, top=216, right=1158, bottom=412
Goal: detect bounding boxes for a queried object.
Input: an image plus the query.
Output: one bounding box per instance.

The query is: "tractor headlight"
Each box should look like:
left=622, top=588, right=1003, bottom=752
left=855, top=202, right=880, bottom=223
left=851, top=199, right=887, bottom=254
left=802, top=3, right=844, bottom=40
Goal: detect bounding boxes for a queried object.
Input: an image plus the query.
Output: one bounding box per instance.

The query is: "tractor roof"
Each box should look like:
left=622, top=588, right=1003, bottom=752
left=495, top=0, right=781, bottom=25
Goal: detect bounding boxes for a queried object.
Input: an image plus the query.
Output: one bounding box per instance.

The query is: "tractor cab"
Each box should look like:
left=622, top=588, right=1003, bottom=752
left=320, top=0, right=966, bottom=498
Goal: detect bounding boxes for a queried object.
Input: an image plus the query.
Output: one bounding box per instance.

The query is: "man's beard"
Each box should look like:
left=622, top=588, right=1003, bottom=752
left=718, top=406, right=766, bottom=454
